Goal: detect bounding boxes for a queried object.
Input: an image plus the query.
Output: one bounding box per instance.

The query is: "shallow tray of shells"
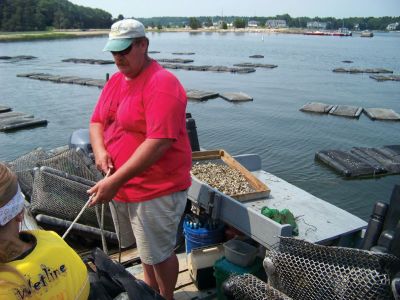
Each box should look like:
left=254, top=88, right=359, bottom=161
left=191, top=162, right=256, bottom=196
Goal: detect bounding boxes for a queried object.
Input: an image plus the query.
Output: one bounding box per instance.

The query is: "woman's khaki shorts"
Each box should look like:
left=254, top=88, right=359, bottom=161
left=109, top=190, right=187, bottom=265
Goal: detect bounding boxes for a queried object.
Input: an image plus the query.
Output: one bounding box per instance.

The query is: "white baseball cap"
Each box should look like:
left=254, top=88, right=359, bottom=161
left=103, top=19, right=146, bottom=52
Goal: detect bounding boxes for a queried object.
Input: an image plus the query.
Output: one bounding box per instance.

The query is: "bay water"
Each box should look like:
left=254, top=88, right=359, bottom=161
left=0, top=31, right=399, bottom=220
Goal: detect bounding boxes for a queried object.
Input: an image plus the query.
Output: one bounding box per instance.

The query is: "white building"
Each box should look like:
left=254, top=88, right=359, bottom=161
left=307, top=21, right=327, bottom=29
left=212, top=20, right=230, bottom=29
left=248, top=20, right=259, bottom=27
left=387, top=22, right=399, bottom=31
left=265, top=19, right=287, bottom=28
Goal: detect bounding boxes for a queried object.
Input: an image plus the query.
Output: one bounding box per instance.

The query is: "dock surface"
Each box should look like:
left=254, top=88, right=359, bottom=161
left=126, top=251, right=218, bottom=300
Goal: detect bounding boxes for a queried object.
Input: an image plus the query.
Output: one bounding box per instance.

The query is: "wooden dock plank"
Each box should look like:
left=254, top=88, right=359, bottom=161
left=125, top=252, right=218, bottom=300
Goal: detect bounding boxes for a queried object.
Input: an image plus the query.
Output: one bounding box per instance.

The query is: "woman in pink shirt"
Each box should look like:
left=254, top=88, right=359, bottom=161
left=89, top=19, right=192, bottom=300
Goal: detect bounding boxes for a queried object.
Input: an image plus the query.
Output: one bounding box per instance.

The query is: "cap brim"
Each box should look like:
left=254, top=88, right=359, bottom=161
left=103, top=38, right=133, bottom=52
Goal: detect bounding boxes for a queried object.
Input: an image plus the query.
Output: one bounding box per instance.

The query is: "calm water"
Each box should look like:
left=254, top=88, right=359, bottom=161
left=1, top=32, right=399, bottom=221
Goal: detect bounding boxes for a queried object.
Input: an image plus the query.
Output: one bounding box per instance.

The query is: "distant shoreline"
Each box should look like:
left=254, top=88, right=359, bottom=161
left=0, top=28, right=307, bottom=42
left=150, top=27, right=308, bottom=34
left=0, top=29, right=109, bottom=42
left=0, top=27, right=390, bottom=42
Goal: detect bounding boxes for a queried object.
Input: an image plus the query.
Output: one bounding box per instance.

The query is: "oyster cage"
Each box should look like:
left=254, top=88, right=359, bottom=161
left=266, top=237, right=399, bottom=300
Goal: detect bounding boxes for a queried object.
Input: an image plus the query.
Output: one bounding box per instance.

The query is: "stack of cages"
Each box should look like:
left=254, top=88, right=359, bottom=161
left=6, top=148, right=49, bottom=199
left=7, top=147, right=115, bottom=241
left=224, top=236, right=400, bottom=300
left=265, top=237, right=400, bottom=300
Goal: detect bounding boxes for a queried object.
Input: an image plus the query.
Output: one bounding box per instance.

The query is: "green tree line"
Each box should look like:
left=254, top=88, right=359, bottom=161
left=0, top=0, right=112, bottom=31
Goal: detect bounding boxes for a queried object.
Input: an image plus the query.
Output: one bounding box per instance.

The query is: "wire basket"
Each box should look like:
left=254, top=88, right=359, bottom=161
left=30, top=166, right=114, bottom=231
left=6, top=148, right=49, bottom=198
left=267, top=237, right=399, bottom=300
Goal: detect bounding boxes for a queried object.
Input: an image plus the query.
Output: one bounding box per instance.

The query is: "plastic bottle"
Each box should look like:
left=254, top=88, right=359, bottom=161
left=361, top=201, right=388, bottom=250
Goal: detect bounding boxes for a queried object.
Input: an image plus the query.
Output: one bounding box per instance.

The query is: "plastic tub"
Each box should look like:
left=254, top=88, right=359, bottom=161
left=189, top=244, right=224, bottom=271
left=223, top=239, right=258, bottom=267
left=188, top=244, right=224, bottom=290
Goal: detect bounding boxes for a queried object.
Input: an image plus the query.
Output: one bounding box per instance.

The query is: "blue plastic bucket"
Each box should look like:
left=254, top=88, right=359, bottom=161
left=183, top=220, right=224, bottom=253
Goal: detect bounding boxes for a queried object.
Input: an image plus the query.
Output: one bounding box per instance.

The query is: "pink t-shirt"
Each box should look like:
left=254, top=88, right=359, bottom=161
left=91, top=60, right=192, bottom=202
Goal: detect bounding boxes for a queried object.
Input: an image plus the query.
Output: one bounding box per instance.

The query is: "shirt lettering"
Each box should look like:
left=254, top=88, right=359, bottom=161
left=13, top=264, right=67, bottom=300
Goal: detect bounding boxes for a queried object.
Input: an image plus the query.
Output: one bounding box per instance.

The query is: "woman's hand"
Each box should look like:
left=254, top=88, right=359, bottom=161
left=90, top=122, right=113, bottom=174
left=94, top=149, right=114, bottom=174
left=87, top=175, right=120, bottom=207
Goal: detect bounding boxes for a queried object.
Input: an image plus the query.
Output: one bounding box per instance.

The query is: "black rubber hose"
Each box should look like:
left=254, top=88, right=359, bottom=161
left=35, top=214, right=118, bottom=243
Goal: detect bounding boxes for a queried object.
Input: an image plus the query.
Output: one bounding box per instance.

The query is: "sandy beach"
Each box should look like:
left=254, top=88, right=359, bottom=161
left=0, top=29, right=109, bottom=42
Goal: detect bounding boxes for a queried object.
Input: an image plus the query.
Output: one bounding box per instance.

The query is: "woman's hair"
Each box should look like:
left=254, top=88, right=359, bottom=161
left=0, top=162, right=18, bottom=208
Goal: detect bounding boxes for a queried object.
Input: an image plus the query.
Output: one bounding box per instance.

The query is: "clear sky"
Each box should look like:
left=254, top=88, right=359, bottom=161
left=69, top=0, right=400, bottom=18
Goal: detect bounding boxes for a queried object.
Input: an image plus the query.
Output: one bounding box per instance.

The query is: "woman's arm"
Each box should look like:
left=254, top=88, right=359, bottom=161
left=88, top=138, right=173, bottom=206
left=89, top=122, right=114, bottom=173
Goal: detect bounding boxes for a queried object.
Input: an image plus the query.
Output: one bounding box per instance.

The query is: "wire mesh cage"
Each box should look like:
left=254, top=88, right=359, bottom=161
left=224, top=273, right=292, bottom=300
left=5, top=147, right=103, bottom=200
left=266, top=237, right=400, bottom=300
left=6, top=148, right=49, bottom=198
left=30, top=166, right=114, bottom=231
left=36, top=148, right=102, bottom=182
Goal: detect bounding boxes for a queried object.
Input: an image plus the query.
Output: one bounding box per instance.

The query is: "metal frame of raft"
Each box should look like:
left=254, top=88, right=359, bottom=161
left=300, top=102, right=400, bottom=120
left=17, top=74, right=254, bottom=102
left=315, top=145, right=400, bottom=177
left=0, top=106, right=48, bottom=132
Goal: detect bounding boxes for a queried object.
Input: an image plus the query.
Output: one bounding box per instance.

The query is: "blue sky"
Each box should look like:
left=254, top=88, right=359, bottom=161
left=69, top=0, right=400, bottom=18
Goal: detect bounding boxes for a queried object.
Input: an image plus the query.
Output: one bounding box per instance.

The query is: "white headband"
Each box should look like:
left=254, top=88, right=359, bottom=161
left=0, top=184, right=24, bottom=226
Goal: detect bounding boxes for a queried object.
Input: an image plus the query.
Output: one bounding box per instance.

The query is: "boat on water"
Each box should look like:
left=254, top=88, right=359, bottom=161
left=303, top=30, right=326, bottom=36
left=333, top=27, right=352, bottom=36
left=17, top=118, right=399, bottom=299
left=304, top=27, right=352, bottom=37
left=361, top=30, right=374, bottom=37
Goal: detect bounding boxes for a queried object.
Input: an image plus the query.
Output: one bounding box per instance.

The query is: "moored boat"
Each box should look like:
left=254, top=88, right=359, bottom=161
left=331, top=27, right=352, bottom=36
left=304, top=30, right=326, bottom=36
left=361, top=30, right=374, bottom=37
left=304, top=27, right=352, bottom=36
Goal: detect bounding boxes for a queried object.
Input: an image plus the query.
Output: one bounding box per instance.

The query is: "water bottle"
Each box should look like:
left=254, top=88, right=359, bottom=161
left=361, top=201, right=388, bottom=250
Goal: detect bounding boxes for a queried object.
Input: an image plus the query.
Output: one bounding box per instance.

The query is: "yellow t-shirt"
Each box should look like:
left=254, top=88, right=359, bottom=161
left=0, top=230, right=89, bottom=300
